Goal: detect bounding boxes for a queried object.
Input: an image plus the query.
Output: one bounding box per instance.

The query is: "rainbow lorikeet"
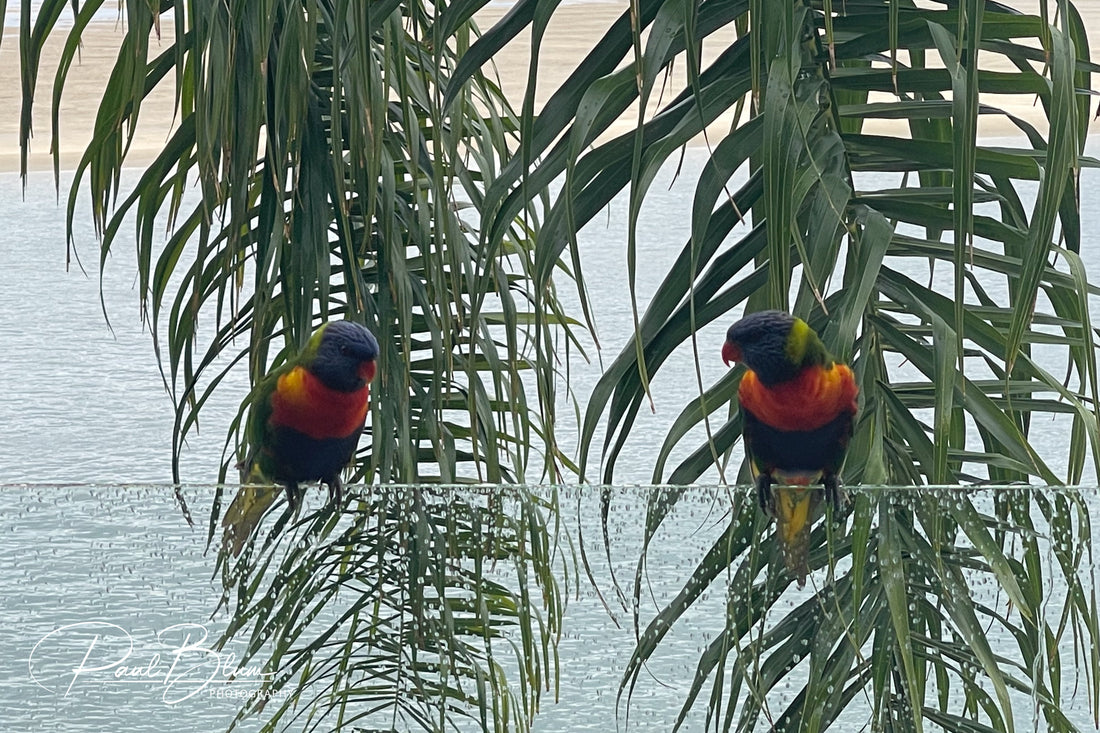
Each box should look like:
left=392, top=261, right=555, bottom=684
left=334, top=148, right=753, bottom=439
left=222, top=320, right=379, bottom=555
left=722, top=310, right=858, bottom=585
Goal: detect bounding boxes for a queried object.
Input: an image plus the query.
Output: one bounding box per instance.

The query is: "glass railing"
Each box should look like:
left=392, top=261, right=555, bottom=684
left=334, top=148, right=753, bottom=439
left=5, top=484, right=1098, bottom=732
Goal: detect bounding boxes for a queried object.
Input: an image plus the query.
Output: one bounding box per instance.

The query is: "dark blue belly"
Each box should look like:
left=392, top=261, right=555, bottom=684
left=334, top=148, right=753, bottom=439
left=742, top=409, right=853, bottom=475
left=269, top=425, right=363, bottom=484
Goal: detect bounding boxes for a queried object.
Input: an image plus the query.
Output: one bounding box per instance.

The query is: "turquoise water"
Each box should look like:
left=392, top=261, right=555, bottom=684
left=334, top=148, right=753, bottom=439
left=0, top=157, right=740, bottom=486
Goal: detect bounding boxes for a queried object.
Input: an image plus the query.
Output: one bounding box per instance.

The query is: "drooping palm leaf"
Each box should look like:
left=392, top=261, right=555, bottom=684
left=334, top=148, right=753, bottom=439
left=215, top=486, right=564, bottom=732
left=21, top=0, right=580, bottom=495
left=453, top=0, right=1100, bottom=727
left=19, top=0, right=578, bottom=730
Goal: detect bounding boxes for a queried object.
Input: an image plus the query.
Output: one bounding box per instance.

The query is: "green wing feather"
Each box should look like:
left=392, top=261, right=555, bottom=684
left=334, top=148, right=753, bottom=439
left=239, top=324, right=329, bottom=477
left=222, top=352, right=300, bottom=556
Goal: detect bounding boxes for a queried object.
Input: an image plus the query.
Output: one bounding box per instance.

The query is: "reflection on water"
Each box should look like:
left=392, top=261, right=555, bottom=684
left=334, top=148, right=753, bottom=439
left=1, top=484, right=1097, bottom=732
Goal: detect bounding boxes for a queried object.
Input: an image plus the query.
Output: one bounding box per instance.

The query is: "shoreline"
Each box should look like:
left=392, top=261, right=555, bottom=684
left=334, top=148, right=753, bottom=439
left=2, top=3, right=1097, bottom=174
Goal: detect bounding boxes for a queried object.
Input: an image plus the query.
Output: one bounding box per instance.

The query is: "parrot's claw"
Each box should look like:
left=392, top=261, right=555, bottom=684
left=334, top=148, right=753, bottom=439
left=326, top=476, right=344, bottom=506
left=755, top=474, right=775, bottom=516
left=823, top=474, right=844, bottom=512
left=284, top=482, right=302, bottom=512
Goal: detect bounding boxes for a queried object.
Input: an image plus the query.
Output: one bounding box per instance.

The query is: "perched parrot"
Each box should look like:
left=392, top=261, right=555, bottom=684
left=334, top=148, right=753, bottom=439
left=222, top=320, right=379, bottom=556
left=722, top=310, right=858, bottom=585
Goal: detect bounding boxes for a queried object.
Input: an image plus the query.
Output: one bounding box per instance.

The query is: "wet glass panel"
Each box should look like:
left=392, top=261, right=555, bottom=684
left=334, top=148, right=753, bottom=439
left=2, top=485, right=1098, bottom=732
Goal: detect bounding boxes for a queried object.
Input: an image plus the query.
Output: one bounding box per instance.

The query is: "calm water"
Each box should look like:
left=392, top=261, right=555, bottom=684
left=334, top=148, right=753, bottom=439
left=1, top=0, right=570, bottom=29
left=3, top=2, right=121, bottom=28
left=0, top=153, right=742, bottom=486
left=2, top=141, right=1099, bottom=731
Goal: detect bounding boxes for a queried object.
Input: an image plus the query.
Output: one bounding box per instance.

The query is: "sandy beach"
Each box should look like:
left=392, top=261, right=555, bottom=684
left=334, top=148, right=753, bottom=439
left=1, top=1, right=1097, bottom=174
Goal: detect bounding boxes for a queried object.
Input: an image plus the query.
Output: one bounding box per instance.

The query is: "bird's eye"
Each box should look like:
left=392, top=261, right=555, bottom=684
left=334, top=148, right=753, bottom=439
left=340, top=345, right=349, bottom=355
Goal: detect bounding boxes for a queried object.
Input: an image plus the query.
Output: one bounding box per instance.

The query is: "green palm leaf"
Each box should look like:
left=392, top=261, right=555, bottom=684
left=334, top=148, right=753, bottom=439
left=455, top=0, right=1100, bottom=728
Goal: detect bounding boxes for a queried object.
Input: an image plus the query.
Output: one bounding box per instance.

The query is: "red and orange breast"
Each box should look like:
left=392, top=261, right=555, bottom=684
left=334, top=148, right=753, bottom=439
left=270, top=366, right=371, bottom=440
left=739, top=363, right=858, bottom=432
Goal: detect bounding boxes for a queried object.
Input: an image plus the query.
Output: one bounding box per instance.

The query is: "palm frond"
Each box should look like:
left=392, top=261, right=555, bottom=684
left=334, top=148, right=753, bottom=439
left=217, top=486, right=564, bottom=732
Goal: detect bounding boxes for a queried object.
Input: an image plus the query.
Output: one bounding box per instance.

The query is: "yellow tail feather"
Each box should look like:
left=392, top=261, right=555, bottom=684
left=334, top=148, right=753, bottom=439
left=773, top=486, right=818, bottom=587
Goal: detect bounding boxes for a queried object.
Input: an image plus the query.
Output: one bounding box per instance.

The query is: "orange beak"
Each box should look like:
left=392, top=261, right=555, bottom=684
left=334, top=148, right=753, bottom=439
left=722, top=340, right=740, bottom=366
left=358, top=360, right=377, bottom=382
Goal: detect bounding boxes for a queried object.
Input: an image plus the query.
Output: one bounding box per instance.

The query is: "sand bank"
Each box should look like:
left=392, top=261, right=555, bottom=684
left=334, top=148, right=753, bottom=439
left=1, top=1, right=1096, bottom=174
left=0, top=16, right=180, bottom=173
